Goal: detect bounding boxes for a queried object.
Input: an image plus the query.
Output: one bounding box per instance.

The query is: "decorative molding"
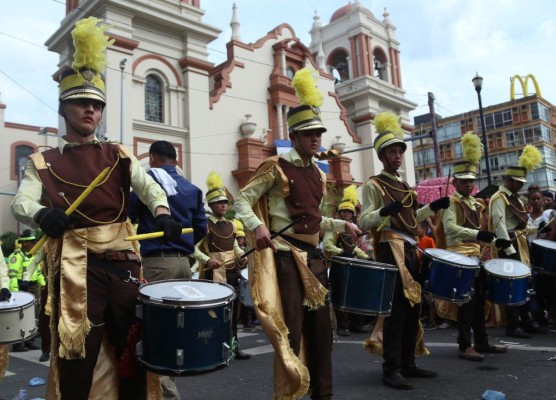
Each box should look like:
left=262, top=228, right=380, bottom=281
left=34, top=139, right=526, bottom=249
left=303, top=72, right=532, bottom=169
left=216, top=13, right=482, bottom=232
left=133, top=136, right=184, bottom=168
left=328, top=91, right=361, bottom=144
left=132, top=54, right=183, bottom=86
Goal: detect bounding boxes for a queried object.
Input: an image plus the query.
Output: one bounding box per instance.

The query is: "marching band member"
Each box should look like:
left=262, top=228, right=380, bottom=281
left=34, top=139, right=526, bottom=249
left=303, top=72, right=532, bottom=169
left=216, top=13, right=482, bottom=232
left=439, top=132, right=510, bottom=361
left=489, top=145, right=544, bottom=339
left=234, top=67, right=360, bottom=400
left=10, top=17, right=181, bottom=399
left=191, top=172, right=250, bottom=360
left=323, top=184, right=369, bottom=336
left=0, top=246, right=10, bottom=382
left=359, top=112, right=450, bottom=390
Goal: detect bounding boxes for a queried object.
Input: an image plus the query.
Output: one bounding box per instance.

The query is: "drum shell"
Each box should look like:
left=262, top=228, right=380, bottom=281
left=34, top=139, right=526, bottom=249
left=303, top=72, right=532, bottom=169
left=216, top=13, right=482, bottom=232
left=136, top=279, right=235, bottom=375
left=329, top=256, right=397, bottom=316
left=483, top=259, right=531, bottom=306
left=0, top=292, right=37, bottom=344
left=531, top=239, right=556, bottom=276
left=238, top=269, right=253, bottom=308
left=423, top=249, right=479, bottom=303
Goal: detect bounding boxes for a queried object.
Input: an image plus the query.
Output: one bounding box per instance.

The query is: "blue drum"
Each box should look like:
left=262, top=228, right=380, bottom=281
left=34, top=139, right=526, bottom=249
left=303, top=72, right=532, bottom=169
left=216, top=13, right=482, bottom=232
left=483, top=259, right=531, bottom=306
left=423, top=248, right=479, bottom=303
left=531, top=239, right=556, bottom=276
left=329, top=256, right=397, bottom=316
left=136, top=279, right=235, bottom=375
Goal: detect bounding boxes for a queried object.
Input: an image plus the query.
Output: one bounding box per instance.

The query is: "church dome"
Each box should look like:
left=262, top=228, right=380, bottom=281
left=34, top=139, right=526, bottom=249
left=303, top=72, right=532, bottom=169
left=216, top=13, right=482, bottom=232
left=330, top=2, right=373, bottom=22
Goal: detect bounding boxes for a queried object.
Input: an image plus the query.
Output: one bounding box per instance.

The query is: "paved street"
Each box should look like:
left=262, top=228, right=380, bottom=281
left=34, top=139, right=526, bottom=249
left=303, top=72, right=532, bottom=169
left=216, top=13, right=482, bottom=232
left=2, top=323, right=555, bottom=399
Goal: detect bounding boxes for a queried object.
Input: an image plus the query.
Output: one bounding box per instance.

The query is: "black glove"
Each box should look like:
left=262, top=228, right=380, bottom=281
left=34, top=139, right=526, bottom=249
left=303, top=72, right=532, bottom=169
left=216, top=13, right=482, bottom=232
left=19, top=281, right=30, bottom=292
left=35, top=207, right=70, bottom=238
left=0, top=288, right=11, bottom=301
left=379, top=201, right=403, bottom=217
left=495, top=238, right=513, bottom=250
left=476, top=231, right=496, bottom=243
left=155, top=214, right=182, bottom=242
left=430, top=196, right=451, bottom=212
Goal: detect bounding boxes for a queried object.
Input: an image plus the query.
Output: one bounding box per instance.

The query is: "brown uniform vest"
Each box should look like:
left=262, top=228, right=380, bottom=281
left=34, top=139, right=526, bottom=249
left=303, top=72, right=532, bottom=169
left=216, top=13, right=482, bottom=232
left=36, top=143, right=130, bottom=228
left=206, top=219, right=236, bottom=252
left=336, top=233, right=357, bottom=256
left=371, top=174, right=418, bottom=237
left=278, top=158, right=323, bottom=235
left=454, top=196, right=482, bottom=244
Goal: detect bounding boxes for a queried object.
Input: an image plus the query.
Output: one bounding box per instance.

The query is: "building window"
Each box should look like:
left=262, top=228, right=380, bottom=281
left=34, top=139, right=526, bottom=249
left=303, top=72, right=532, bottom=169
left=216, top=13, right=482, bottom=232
left=373, top=48, right=388, bottom=81
left=454, top=142, right=462, bottom=158
left=505, top=129, right=524, bottom=147
left=328, top=49, right=349, bottom=82
left=437, top=122, right=461, bottom=142
left=145, top=74, right=163, bottom=123
left=14, top=145, right=34, bottom=179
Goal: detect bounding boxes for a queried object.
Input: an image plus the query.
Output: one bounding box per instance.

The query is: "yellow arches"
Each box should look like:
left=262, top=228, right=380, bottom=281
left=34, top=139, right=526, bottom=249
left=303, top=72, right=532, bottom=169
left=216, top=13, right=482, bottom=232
left=510, top=74, right=542, bottom=100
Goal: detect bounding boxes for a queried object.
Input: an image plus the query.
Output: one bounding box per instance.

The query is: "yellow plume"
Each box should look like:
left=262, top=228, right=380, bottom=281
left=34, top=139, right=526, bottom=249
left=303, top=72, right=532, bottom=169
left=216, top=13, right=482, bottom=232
left=71, top=17, right=114, bottom=72
left=232, top=219, right=244, bottom=232
left=291, top=68, right=323, bottom=107
left=206, top=171, right=224, bottom=191
left=518, top=145, right=543, bottom=172
left=342, top=184, right=358, bottom=206
left=373, top=112, right=403, bottom=136
left=461, top=131, right=483, bottom=166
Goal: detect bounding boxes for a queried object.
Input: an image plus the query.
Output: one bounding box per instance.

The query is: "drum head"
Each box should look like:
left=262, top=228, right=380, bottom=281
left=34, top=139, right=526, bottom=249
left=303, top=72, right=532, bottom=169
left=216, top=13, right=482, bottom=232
left=423, top=248, right=478, bottom=267
left=483, top=259, right=531, bottom=278
left=240, top=268, right=249, bottom=280
left=331, top=256, right=397, bottom=271
left=139, top=279, right=235, bottom=306
left=532, top=239, right=556, bottom=250
left=0, top=291, right=35, bottom=311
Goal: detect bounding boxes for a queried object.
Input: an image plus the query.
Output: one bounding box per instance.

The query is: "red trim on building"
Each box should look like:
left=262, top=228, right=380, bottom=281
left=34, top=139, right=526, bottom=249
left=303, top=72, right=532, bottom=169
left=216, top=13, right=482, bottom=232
left=109, top=34, right=139, bottom=51
left=328, top=91, right=361, bottom=144
left=132, top=54, right=183, bottom=86
left=10, top=141, right=38, bottom=180
left=349, top=36, right=359, bottom=78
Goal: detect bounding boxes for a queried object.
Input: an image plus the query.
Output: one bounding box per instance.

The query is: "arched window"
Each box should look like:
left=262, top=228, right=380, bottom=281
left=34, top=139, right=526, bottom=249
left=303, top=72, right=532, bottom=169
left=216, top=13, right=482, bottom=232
left=14, top=145, right=33, bottom=178
left=145, top=74, right=163, bottom=122
left=373, top=48, right=388, bottom=81
left=328, top=49, right=350, bottom=82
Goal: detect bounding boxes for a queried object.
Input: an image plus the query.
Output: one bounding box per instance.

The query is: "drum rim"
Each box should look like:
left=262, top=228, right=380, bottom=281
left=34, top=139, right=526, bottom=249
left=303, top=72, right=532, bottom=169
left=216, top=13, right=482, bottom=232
left=532, top=238, right=556, bottom=249
left=330, top=256, right=398, bottom=271
left=423, top=248, right=478, bottom=268
left=0, top=292, right=36, bottom=311
left=138, top=279, right=236, bottom=306
left=482, top=259, right=531, bottom=278
left=239, top=268, right=249, bottom=280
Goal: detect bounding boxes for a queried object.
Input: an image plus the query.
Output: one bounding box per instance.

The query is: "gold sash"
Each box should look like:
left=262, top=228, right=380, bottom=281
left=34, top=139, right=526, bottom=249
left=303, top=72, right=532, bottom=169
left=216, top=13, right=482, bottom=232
left=207, top=250, right=236, bottom=283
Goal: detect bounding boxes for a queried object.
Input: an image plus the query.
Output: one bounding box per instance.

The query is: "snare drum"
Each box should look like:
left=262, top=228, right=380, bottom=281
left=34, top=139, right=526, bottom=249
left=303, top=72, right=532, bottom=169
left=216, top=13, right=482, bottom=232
left=0, top=292, right=37, bottom=344
left=483, top=259, right=531, bottom=306
left=531, top=239, right=556, bottom=276
left=423, top=248, right=479, bottom=303
left=329, top=256, right=397, bottom=316
left=238, top=269, right=253, bottom=308
left=136, top=279, right=236, bottom=375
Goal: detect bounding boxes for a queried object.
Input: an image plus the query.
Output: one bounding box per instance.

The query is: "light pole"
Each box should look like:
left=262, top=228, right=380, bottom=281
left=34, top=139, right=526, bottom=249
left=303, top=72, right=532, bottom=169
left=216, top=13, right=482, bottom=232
left=472, top=73, right=492, bottom=187
left=119, top=59, right=127, bottom=145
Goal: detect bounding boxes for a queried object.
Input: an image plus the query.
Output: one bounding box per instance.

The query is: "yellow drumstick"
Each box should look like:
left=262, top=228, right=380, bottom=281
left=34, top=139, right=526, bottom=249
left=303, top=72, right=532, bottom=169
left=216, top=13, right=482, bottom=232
left=125, top=227, right=194, bottom=241
left=376, top=190, right=414, bottom=233
left=29, top=167, right=111, bottom=256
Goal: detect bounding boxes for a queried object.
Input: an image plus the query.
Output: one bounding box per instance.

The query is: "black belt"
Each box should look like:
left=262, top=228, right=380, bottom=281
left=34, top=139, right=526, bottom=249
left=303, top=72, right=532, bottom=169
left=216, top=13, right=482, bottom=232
left=144, top=250, right=189, bottom=257
left=92, top=251, right=139, bottom=261
left=273, top=233, right=326, bottom=261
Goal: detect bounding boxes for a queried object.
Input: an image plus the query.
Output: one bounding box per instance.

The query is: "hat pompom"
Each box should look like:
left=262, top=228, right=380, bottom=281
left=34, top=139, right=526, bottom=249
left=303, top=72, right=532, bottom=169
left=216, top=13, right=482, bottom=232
left=518, top=145, right=543, bottom=172
left=206, top=171, right=224, bottom=192
left=291, top=68, right=323, bottom=108
left=373, top=112, right=403, bottom=136
left=71, top=17, right=114, bottom=72
left=462, top=131, right=483, bottom=166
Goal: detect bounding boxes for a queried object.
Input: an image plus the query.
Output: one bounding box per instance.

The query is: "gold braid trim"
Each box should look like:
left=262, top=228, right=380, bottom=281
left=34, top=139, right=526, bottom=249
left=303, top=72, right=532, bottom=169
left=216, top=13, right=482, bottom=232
left=0, top=345, right=8, bottom=382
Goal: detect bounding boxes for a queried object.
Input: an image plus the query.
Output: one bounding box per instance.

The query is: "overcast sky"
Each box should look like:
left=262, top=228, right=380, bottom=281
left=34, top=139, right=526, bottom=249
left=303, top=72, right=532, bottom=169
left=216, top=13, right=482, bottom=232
left=1, top=0, right=555, bottom=129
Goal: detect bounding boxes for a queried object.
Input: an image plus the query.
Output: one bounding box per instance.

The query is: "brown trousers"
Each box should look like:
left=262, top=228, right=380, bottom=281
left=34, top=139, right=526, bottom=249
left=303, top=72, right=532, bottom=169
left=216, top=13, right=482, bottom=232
left=275, top=251, right=333, bottom=400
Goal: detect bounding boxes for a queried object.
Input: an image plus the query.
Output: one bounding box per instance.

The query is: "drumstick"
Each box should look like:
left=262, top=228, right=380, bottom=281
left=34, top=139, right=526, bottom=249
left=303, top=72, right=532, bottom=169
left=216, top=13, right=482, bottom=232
left=241, top=216, right=304, bottom=258
left=444, top=169, right=451, bottom=196
left=479, top=215, right=503, bottom=260
left=125, top=227, right=194, bottom=241
left=29, top=167, right=111, bottom=256
left=376, top=191, right=413, bottom=233
left=511, top=216, right=556, bottom=242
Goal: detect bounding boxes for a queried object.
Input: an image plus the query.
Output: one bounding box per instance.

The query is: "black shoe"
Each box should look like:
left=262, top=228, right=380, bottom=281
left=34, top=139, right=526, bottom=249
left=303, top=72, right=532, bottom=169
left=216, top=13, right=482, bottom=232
left=12, top=343, right=28, bottom=352
left=523, top=324, right=548, bottom=334
left=506, top=327, right=531, bottom=339
left=337, top=328, right=351, bottom=337
left=39, top=352, right=50, bottom=362
left=400, top=366, right=438, bottom=378
left=382, top=372, right=413, bottom=390
left=235, top=349, right=252, bottom=360
left=25, top=342, right=40, bottom=350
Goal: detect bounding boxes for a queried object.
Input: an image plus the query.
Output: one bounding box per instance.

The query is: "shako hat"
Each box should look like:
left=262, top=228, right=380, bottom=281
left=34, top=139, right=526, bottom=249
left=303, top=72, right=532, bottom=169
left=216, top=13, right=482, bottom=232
left=287, top=68, right=327, bottom=134
left=372, top=112, right=406, bottom=153
left=206, top=171, right=228, bottom=204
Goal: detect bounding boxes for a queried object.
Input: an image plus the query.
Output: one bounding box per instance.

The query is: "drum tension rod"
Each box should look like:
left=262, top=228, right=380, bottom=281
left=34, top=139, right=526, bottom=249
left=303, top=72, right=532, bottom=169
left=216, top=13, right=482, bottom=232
left=125, top=272, right=141, bottom=286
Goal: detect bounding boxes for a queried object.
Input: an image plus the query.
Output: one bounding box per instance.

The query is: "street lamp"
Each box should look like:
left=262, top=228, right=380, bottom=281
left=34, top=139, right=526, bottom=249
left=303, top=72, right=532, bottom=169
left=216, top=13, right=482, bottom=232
left=472, top=73, right=492, bottom=187
left=119, top=59, right=127, bottom=145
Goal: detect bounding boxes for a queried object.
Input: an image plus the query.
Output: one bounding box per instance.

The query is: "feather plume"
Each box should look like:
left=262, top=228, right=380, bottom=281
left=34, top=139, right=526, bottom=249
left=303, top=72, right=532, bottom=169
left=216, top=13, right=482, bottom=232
left=71, top=17, right=114, bottom=72
left=291, top=68, right=323, bottom=107
left=232, top=219, right=244, bottom=232
left=518, top=145, right=543, bottom=172
left=206, top=171, right=224, bottom=191
left=461, top=131, right=483, bottom=165
left=373, top=112, right=403, bottom=136
left=342, top=184, right=358, bottom=206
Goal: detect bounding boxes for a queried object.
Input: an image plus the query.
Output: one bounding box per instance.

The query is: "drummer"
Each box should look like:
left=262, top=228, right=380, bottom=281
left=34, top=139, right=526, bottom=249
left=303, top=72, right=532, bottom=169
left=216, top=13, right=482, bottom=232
left=359, top=111, right=450, bottom=390
left=323, top=184, right=370, bottom=336
left=191, top=172, right=251, bottom=360
left=440, top=134, right=511, bottom=361
left=489, top=145, right=545, bottom=338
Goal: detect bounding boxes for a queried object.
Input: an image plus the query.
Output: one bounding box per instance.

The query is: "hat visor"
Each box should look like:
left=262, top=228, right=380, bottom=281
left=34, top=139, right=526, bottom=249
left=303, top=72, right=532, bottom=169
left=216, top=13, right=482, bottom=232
left=453, top=173, right=476, bottom=180
left=60, top=91, right=106, bottom=105
left=208, top=195, right=229, bottom=204
left=379, top=138, right=407, bottom=152
left=510, top=176, right=527, bottom=183
left=291, top=121, right=327, bottom=134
